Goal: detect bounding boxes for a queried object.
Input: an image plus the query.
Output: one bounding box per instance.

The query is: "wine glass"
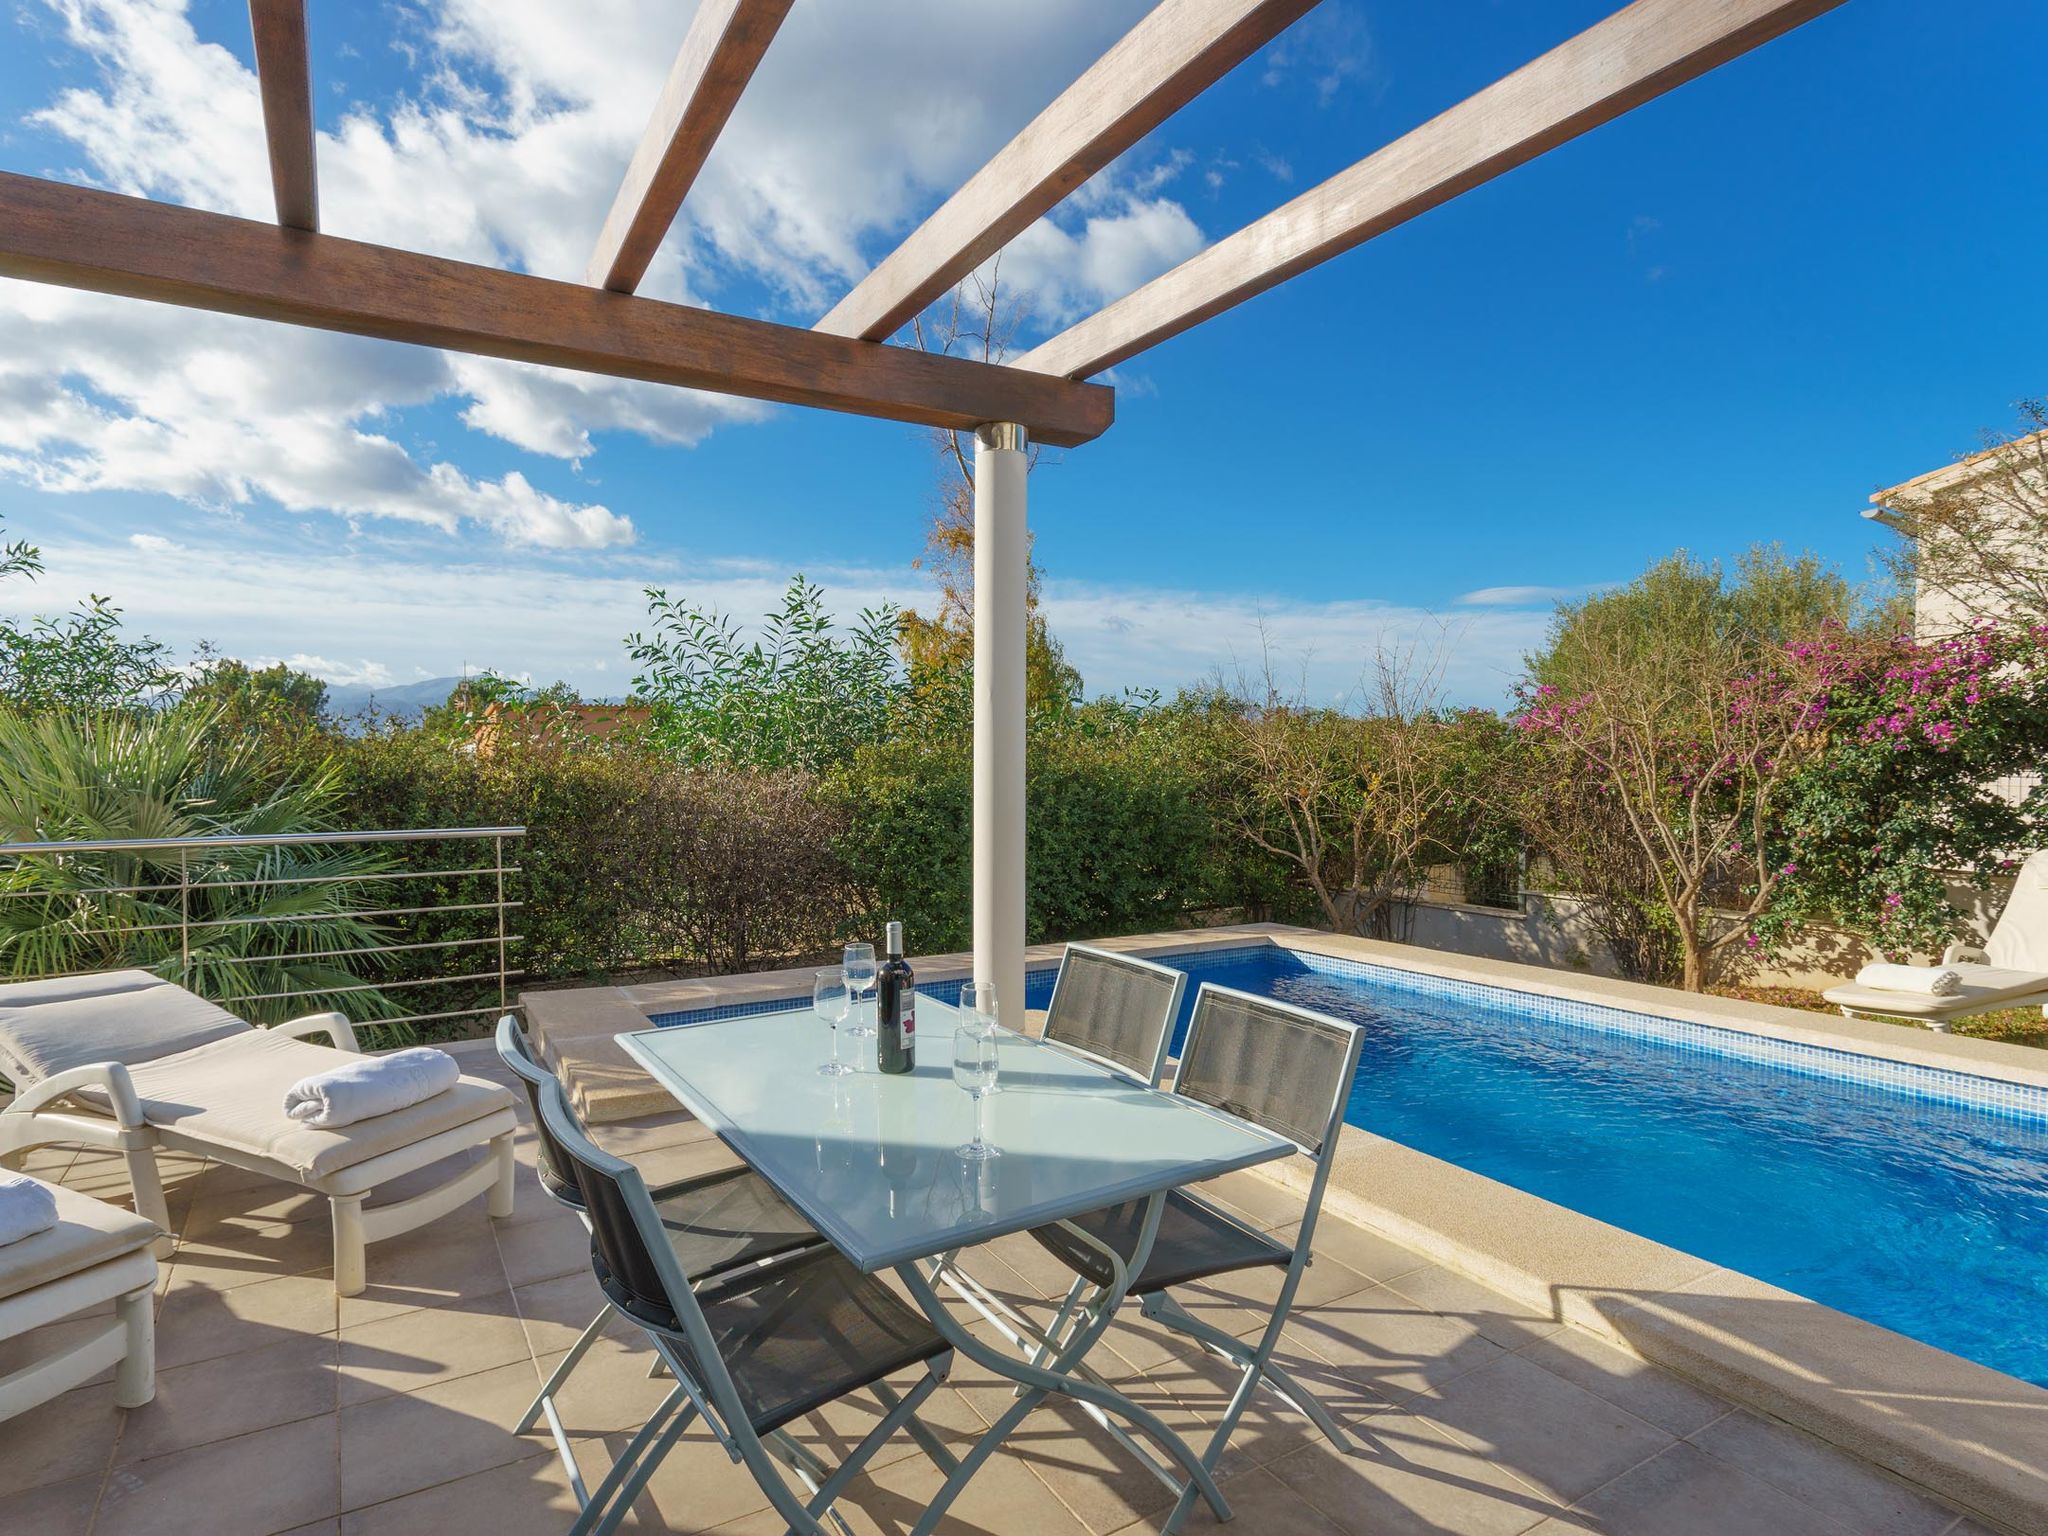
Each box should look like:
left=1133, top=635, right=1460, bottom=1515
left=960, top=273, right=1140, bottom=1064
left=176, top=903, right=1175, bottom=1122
left=953, top=1019, right=1000, bottom=1161
left=814, top=968, right=853, bottom=1077
left=959, top=981, right=1000, bottom=1091
left=843, top=943, right=877, bottom=1040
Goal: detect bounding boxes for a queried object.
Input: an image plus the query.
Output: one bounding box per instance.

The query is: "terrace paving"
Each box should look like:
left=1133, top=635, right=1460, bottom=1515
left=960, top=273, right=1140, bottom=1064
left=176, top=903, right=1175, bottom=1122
left=0, top=1046, right=1987, bottom=1536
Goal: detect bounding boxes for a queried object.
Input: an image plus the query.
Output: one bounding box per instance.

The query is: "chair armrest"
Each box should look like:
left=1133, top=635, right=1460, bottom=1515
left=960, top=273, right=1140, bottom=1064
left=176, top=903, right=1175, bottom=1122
left=2, top=1060, right=146, bottom=1128
left=273, top=1012, right=358, bottom=1053
left=1941, top=943, right=1988, bottom=966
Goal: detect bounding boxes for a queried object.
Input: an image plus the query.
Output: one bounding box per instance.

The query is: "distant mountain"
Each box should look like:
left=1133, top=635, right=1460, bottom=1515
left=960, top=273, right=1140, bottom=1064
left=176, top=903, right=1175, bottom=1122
left=320, top=676, right=464, bottom=725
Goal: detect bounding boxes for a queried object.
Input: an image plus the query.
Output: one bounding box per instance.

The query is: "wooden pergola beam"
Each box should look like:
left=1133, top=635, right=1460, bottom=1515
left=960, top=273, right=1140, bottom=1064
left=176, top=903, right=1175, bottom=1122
left=1019, top=0, right=1848, bottom=379
left=247, top=0, right=318, bottom=231
left=815, top=0, right=1318, bottom=343
left=586, top=0, right=794, bottom=294
left=0, top=174, right=1114, bottom=447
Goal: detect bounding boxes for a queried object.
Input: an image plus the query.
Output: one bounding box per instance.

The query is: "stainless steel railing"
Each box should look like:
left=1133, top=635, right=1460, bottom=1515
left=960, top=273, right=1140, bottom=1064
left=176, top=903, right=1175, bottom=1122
left=0, top=827, right=526, bottom=1035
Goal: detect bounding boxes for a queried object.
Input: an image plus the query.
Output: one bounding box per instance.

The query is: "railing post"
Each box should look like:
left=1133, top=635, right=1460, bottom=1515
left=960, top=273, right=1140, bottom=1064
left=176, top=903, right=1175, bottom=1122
left=177, top=846, right=190, bottom=982
left=495, top=834, right=508, bottom=1015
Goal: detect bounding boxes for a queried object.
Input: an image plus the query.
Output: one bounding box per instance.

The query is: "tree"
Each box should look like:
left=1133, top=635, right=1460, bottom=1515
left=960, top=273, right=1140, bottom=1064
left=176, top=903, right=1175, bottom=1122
left=899, top=266, right=1083, bottom=710
left=1518, top=608, right=1848, bottom=991
left=181, top=651, right=330, bottom=737
left=0, top=706, right=396, bottom=1029
left=0, top=523, right=174, bottom=714
left=627, top=576, right=904, bottom=772
left=1214, top=636, right=1480, bottom=939
left=1757, top=624, right=2048, bottom=959
left=1879, top=400, right=2048, bottom=633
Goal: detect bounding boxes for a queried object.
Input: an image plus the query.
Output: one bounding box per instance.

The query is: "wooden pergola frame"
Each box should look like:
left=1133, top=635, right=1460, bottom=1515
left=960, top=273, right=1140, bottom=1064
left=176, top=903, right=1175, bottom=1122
left=0, top=0, right=1847, bottom=1014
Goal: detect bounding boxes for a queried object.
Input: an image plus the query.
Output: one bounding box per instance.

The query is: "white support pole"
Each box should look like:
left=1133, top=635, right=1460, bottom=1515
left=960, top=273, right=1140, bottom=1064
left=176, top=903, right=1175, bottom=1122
left=973, top=422, right=1029, bottom=1024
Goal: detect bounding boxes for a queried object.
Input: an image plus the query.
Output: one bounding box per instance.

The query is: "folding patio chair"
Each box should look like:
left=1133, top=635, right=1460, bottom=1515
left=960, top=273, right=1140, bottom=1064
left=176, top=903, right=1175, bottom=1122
left=534, top=1077, right=960, bottom=1536
left=1038, top=943, right=1187, bottom=1086
left=1026, top=982, right=1366, bottom=1521
left=494, top=1015, right=821, bottom=1504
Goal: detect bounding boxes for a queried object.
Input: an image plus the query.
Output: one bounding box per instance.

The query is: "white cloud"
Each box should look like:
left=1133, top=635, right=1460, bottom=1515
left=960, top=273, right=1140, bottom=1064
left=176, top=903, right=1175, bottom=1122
left=1455, top=584, right=1583, bottom=608
left=277, top=655, right=395, bottom=689
left=1261, top=4, right=1379, bottom=107
left=127, top=532, right=177, bottom=553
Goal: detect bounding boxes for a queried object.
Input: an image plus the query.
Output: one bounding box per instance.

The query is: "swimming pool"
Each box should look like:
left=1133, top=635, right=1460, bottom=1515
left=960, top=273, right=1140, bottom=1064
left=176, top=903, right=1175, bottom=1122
left=1152, top=944, right=2048, bottom=1389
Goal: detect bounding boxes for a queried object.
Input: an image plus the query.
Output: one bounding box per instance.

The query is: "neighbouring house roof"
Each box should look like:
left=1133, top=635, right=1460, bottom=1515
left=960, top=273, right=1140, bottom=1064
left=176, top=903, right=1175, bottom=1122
left=1863, top=426, right=2048, bottom=532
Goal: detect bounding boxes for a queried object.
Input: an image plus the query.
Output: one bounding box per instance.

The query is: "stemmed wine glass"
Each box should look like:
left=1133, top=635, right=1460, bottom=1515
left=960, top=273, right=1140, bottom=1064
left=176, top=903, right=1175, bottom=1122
left=954, top=984, right=1000, bottom=1160
left=814, top=967, right=853, bottom=1077
left=843, top=943, right=877, bottom=1040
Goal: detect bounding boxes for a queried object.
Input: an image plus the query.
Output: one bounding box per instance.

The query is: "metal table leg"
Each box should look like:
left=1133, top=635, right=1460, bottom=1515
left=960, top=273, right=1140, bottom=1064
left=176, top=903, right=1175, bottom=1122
left=892, top=1190, right=1235, bottom=1536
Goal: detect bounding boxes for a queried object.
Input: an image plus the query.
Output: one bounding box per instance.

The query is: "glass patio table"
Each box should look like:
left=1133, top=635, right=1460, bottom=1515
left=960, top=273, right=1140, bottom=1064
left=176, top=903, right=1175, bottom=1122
left=619, top=995, right=1293, bottom=1534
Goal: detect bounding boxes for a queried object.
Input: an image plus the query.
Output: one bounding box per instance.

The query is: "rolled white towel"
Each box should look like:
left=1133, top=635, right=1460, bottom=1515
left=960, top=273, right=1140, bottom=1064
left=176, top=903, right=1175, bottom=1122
left=0, top=1169, right=60, bottom=1247
left=1852, top=962, right=1964, bottom=997
left=284, top=1047, right=461, bottom=1128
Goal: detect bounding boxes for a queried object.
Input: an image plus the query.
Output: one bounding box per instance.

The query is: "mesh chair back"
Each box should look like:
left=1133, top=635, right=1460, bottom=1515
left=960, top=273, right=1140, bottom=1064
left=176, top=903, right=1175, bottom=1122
left=494, top=1015, right=584, bottom=1207
left=1042, top=945, right=1186, bottom=1084
left=1173, top=984, right=1362, bottom=1160
left=533, top=1075, right=726, bottom=1413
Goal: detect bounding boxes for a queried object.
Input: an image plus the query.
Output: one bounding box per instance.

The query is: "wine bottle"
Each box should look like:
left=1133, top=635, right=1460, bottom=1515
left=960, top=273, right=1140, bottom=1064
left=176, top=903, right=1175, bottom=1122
left=876, top=920, right=916, bottom=1075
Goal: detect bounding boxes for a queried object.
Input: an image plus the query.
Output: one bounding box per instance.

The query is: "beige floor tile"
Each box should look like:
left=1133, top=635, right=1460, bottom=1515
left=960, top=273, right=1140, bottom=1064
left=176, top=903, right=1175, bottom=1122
left=338, top=1288, right=534, bottom=1404
left=333, top=1214, right=509, bottom=1327
left=1167, top=1250, right=1374, bottom=1340
left=0, top=1378, right=123, bottom=1497
left=182, top=1180, right=331, bottom=1236
left=1187, top=1168, right=1306, bottom=1231
left=94, top=1414, right=341, bottom=1536
left=509, top=1268, right=626, bottom=1358
left=1283, top=1283, right=1508, bottom=1407
left=338, top=1358, right=553, bottom=1511
left=1385, top=1265, right=1565, bottom=1350
left=155, top=1269, right=337, bottom=1370
left=533, top=1331, right=677, bottom=1439
left=847, top=1431, right=1100, bottom=1535
left=958, top=1383, right=1192, bottom=1534
left=1136, top=1338, right=1342, bottom=1479
left=1508, top=1331, right=1728, bottom=1439
left=605, top=1420, right=785, bottom=1533
left=166, top=1215, right=336, bottom=1291
left=0, top=1471, right=101, bottom=1536
left=115, top=1333, right=339, bottom=1464
left=1528, top=1441, right=1858, bottom=1536
left=1686, top=1411, right=1959, bottom=1536
left=339, top=1437, right=612, bottom=1536
left=492, top=1206, right=590, bottom=1288
left=1113, top=1464, right=1346, bottom=1534
left=1410, top=1352, right=1673, bottom=1506
left=1277, top=1413, right=1560, bottom=1536
left=1276, top=1219, right=1433, bottom=1287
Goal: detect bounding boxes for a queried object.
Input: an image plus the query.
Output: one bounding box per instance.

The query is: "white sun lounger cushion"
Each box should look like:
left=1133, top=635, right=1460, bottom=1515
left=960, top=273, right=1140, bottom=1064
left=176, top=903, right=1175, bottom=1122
left=124, top=1032, right=511, bottom=1180
left=0, top=973, right=250, bottom=1083
left=0, top=1178, right=159, bottom=1303
left=1823, top=965, right=2048, bottom=1017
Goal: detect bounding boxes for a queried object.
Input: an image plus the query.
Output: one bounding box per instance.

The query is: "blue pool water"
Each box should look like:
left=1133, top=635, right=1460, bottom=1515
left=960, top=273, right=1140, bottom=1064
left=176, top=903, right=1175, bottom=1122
left=1147, top=945, right=2048, bottom=1388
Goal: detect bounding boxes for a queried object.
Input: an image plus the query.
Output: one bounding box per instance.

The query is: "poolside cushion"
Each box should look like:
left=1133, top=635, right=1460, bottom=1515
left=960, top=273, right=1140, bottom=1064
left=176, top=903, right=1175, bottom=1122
left=0, top=974, right=250, bottom=1083
left=0, top=1178, right=160, bottom=1303
left=1823, top=965, right=2048, bottom=1018
left=123, top=1032, right=512, bottom=1180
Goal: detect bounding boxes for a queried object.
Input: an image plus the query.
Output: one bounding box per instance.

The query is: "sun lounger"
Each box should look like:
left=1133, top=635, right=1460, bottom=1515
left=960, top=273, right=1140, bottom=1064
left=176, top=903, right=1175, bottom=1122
left=0, top=970, right=516, bottom=1294
left=0, top=1173, right=159, bottom=1423
left=1824, top=851, right=2048, bottom=1029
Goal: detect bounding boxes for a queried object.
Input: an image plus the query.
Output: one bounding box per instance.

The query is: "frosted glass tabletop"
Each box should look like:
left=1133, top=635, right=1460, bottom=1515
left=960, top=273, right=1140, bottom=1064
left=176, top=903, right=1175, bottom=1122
left=619, top=999, right=1293, bottom=1273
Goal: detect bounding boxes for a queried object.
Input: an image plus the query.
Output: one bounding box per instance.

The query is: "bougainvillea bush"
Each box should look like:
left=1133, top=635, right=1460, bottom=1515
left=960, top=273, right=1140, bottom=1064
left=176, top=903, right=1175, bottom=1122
left=1756, top=624, right=2048, bottom=959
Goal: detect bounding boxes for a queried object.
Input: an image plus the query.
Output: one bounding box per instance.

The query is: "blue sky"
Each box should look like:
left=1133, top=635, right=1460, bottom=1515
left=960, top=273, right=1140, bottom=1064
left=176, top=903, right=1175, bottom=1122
left=0, top=0, right=2041, bottom=706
